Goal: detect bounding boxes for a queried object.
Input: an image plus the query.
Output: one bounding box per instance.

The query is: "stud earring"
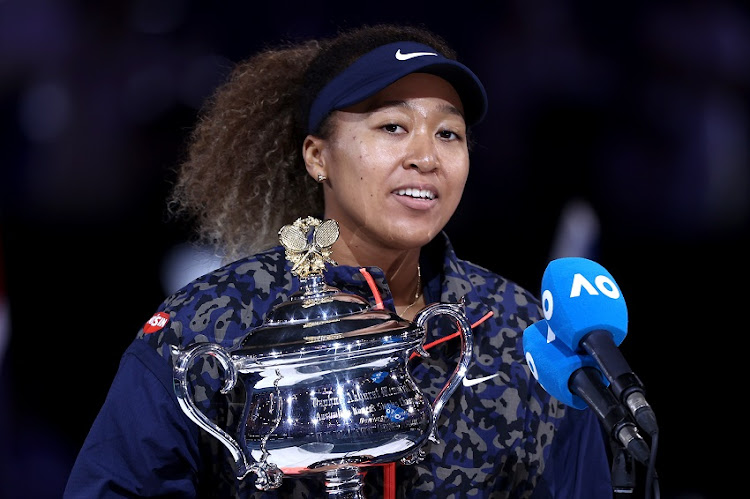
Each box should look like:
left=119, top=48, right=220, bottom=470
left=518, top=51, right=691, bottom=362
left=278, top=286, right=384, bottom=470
left=317, top=173, right=327, bottom=183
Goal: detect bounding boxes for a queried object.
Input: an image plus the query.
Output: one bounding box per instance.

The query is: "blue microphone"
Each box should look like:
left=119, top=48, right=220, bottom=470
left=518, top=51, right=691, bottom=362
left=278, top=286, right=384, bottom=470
left=540, top=257, right=658, bottom=436
left=523, top=320, right=650, bottom=464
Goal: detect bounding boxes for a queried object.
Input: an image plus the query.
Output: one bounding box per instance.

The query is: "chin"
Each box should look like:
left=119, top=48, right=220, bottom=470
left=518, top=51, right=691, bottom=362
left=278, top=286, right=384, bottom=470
left=392, top=229, right=440, bottom=250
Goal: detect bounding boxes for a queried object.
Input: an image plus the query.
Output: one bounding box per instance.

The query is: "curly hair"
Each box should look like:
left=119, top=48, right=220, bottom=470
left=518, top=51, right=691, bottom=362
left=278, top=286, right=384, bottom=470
left=168, top=24, right=460, bottom=262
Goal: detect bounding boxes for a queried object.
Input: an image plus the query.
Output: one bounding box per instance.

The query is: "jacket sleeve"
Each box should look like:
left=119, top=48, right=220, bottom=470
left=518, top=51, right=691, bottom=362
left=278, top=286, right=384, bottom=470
left=63, top=340, right=201, bottom=498
left=534, top=405, right=614, bottom=499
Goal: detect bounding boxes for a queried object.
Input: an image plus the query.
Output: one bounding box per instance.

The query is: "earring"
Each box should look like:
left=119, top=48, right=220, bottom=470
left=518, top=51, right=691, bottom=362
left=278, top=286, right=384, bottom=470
left=317, top=173, right=327, bottom=183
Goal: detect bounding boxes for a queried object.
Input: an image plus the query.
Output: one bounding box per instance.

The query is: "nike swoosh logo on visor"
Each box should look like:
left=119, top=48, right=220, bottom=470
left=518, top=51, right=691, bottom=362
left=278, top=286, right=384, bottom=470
left=462, top=373, right=500, bottom=387
left=395, top=49, right=438, bottom=61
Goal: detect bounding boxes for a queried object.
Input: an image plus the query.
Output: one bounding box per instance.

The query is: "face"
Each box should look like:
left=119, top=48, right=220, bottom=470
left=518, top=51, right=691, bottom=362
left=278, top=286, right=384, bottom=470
left=305, top=73, right=470, bottom=254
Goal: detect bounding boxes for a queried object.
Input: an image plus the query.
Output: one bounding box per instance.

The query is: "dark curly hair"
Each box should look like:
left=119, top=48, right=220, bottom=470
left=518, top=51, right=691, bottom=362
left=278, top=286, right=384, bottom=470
left=169, top=23, right=461, bottom=262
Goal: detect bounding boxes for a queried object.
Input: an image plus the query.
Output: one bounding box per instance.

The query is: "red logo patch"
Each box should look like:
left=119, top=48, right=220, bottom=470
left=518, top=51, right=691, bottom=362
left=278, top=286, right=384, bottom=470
left=143, top=311, right=170, bottom=334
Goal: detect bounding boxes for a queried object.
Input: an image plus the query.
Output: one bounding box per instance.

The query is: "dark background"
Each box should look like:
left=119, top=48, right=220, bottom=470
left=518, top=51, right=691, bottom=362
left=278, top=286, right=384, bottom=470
left=1, top=1, right=748, bottom=498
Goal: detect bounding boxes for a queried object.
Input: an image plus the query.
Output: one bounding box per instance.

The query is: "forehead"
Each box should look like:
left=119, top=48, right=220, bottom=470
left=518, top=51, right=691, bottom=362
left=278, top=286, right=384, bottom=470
left=362, top=73, right=465, bottom=112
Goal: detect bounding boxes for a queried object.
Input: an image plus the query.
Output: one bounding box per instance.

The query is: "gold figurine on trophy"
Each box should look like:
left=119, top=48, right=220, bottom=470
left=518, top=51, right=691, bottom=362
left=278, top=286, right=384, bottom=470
left=278, top=216, right=339, bottom=278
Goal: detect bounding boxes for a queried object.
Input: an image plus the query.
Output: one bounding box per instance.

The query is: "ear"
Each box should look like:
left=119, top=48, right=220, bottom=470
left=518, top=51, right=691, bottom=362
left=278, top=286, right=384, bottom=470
left=303, top=134, right=327, bottom=181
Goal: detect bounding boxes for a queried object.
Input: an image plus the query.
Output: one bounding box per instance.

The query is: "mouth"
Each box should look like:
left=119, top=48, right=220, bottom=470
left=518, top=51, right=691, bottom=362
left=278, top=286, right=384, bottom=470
left=394, top=187, right=436, bottom=200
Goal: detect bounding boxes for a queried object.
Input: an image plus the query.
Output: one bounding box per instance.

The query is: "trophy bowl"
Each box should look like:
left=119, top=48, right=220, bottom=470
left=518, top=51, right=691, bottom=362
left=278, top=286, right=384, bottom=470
left=170, top=217, right=473, bottom=497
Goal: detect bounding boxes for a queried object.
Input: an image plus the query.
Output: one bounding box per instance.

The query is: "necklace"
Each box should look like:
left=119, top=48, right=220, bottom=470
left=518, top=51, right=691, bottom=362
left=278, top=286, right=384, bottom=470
left=400, top=264, right=422, bottom=317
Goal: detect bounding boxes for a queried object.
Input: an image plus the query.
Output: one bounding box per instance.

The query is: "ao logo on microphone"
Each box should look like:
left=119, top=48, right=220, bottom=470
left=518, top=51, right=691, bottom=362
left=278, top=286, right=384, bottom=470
left=542, top=273, right=620, bottom=321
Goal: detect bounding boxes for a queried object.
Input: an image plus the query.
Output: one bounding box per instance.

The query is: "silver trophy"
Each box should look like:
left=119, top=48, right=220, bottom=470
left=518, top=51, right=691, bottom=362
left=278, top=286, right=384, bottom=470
left=171, top=216, right=473, bottom=497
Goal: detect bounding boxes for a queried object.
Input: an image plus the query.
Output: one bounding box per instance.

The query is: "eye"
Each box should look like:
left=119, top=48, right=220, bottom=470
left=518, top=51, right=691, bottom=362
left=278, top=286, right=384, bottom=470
left=382, top=123, right=406, bottom=134
left=438, top=129, right=463, bottom=141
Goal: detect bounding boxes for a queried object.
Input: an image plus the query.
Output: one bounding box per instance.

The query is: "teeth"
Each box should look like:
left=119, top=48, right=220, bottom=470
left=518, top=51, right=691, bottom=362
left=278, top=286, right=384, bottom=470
left=397, top=188, right=435, bottom=200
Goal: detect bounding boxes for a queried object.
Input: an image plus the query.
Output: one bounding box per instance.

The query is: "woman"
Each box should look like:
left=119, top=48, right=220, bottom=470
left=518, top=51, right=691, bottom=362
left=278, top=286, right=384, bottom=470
left=64, top=24, right=612, bottom=498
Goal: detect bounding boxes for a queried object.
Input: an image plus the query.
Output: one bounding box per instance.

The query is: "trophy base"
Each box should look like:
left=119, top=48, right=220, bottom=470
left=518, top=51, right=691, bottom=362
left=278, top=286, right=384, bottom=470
left=324, top=466, right=366, bottom=499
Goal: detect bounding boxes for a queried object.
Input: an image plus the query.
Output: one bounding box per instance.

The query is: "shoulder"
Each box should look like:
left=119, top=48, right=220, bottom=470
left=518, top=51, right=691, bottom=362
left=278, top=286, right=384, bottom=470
left=448, top=254, right=544, bottom=333
left=430, top=232, right=542, bottom=319
left=135, top=246, right=293, bottom=359
left=462, top=258, right=540, bottom=310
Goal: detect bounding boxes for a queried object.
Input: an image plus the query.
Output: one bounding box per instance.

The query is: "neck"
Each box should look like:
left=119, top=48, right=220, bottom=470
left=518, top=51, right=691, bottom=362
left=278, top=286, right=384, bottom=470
left=330, top=239, right=422, bottom=309
left=396, top=263, right=424, bottom=320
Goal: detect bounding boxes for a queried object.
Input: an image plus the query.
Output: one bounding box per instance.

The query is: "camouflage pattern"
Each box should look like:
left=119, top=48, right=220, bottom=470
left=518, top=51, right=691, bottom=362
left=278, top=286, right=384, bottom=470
left=135, top=232, right=575, bottom=498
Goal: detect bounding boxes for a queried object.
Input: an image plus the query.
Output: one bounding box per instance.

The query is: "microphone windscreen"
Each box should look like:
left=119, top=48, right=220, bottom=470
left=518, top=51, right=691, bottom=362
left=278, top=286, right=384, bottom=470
left=541, top=257, right=627, bottom=349
left=522, top=320, right=603, bottom=410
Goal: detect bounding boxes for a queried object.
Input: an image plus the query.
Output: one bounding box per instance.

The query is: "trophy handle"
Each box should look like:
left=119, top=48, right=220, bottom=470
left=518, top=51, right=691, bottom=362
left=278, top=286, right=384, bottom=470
left=171, top=343, right=252, bottom=479
left=413, top=302, right=474, bottom=444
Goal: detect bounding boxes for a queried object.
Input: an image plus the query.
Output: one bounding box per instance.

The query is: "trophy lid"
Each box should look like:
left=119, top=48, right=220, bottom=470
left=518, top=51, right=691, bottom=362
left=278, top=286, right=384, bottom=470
left=234, top=216, right=421, bottom=364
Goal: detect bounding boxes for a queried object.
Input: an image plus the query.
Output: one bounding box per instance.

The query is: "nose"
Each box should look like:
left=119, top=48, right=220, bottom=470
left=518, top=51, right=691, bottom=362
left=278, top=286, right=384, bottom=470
left=403, top=131, right=439, bottom=172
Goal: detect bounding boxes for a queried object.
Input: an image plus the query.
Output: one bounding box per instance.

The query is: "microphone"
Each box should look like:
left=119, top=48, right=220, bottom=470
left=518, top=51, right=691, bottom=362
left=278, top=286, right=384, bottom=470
left=522, top=320, right=650, bottom=464
left=540, top=257, right=658, bottom=436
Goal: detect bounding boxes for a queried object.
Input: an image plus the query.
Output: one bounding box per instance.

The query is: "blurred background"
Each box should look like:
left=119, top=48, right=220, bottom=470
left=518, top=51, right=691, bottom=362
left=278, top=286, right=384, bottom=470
left=1, top=0, right=748, bottom=497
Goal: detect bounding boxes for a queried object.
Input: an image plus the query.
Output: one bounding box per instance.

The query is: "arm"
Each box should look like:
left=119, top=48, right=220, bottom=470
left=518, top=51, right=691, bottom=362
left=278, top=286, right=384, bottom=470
left=535, top=405, right=613, bottom=499
left=64, top=340, right=200, bottom=498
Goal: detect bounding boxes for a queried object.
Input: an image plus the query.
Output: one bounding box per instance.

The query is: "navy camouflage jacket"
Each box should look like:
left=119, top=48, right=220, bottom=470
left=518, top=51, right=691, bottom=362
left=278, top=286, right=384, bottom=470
left=64, top=232, right=612, bottom=498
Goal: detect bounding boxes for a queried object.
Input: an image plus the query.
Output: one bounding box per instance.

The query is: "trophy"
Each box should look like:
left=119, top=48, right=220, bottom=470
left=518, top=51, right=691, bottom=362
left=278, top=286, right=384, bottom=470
left=171, top=216, right=473, bottom=497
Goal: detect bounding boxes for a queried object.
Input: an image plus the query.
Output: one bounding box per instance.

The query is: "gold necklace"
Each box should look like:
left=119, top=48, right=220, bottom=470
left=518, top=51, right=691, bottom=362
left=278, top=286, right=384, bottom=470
left=400, top=264, right=422, bottom=316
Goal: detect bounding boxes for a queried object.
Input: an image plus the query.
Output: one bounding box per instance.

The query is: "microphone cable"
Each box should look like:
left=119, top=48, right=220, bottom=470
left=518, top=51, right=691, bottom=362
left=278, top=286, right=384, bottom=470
left=645, top=430, right=660, bottom=499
